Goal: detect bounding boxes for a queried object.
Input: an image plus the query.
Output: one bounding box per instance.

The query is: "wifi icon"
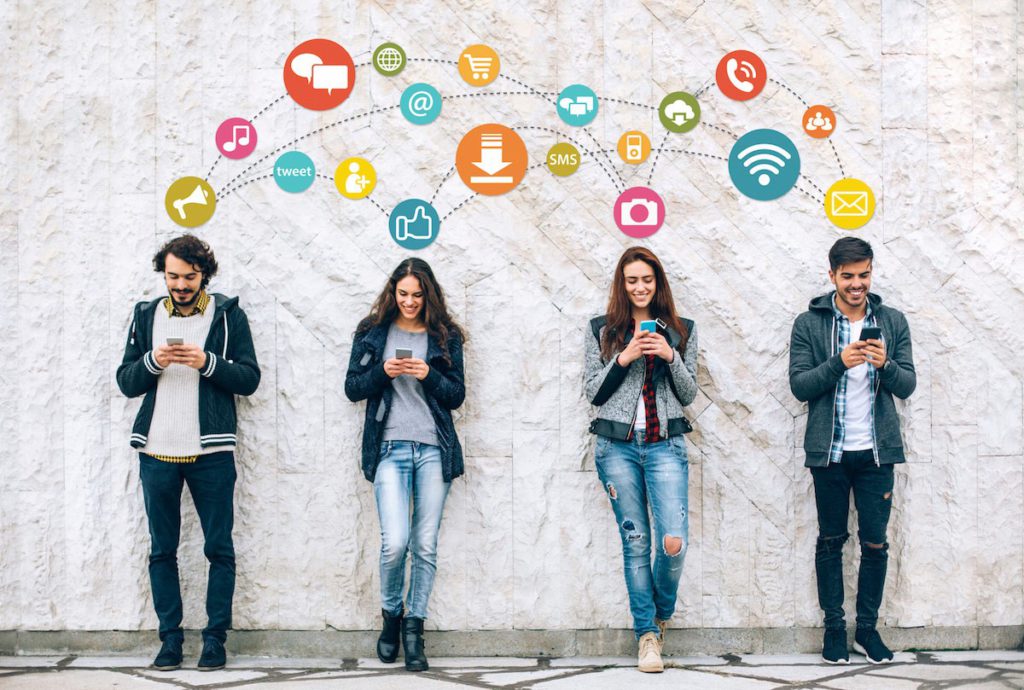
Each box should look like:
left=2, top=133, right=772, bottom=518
left=728, top=128, right=801, bottom=201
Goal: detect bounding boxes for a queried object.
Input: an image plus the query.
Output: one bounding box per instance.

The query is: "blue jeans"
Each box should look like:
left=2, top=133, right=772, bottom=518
left=374, top=441, right=450, bottom=620
left=595, top=434, right=689, bottom=639
left=139, top=451, right=236, bottom=643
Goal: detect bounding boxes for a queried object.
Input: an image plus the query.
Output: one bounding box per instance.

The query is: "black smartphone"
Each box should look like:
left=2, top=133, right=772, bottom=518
left=860, top=327, right=882, bottom=342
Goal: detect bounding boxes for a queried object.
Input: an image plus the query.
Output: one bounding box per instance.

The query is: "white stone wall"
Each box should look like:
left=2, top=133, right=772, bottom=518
left=1, top=0, right=1022, bottom=636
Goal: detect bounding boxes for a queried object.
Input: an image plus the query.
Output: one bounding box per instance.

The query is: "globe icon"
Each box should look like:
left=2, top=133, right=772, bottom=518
left=376, top=47, right=404, bottom=74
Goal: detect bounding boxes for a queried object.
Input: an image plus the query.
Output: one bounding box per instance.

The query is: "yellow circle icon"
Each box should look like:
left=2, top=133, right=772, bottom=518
left=458, top=45, right=500, bottom=86
left=165, top=177, right=216, bottom=228
left=335, top=157, right=377, bottom=199
left=825, top=178, right=876, bottom=230
left=546, top=142, right=581, bottom=176
left=617, top=131, right=651, bottom=164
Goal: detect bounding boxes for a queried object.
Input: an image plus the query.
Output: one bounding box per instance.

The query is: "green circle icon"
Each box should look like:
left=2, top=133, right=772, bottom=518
left=659, top=92, right=701, bottom=133
left=373, top=42, right=406, bottom=76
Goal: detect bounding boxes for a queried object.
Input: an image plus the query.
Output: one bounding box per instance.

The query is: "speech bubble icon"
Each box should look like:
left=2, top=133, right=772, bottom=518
left=311, top=64, right=348, bottom=95
left=290, top=53, right=323, bottom=82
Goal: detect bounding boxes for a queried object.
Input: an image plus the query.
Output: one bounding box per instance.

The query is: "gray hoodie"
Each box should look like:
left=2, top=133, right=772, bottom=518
left=584, top=316, right=699, bottom=439
left=789, top=292, right=916, bottom=467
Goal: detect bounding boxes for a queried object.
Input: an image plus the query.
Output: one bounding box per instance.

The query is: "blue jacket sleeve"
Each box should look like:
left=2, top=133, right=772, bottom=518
left=421, top=330, right=466, bottom=410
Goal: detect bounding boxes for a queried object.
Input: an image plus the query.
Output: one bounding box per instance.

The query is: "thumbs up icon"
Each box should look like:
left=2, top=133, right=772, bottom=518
left=389, top=199, right=441, bottom=249
left=395, top=205, right=433, bottom=241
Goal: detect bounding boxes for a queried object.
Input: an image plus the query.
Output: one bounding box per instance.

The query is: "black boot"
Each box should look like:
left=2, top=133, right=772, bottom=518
left=376, top=608, right=403, bottom=663
left=402, top=616, right=428, bottom=671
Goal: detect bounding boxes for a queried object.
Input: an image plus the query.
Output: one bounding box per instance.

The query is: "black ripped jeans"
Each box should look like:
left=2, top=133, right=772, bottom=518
left=811, top=449, right=894, bottom=631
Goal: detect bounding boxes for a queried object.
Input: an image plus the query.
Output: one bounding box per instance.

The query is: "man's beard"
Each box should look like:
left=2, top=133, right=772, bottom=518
left=170, top=289, right=200, bottom=306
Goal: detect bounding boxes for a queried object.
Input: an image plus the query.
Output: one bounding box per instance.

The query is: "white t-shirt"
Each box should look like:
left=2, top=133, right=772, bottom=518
left=842, top=318, right=874, bottom=451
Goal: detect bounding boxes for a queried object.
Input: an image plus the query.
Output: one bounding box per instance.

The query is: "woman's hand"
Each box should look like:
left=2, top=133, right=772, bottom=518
left=639, top=332, right=674, bottom=362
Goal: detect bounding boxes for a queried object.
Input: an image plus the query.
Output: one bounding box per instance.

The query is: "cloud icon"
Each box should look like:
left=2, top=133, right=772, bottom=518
left=290, top=52, right=323, bottom=82
left=664, top=98, right=695, bottom=126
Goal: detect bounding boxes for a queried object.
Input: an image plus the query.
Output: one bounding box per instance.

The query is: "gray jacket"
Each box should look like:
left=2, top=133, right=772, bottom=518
left=789, top=292, right=916, bottom=467
left=584, top=316, right=699, bottom=439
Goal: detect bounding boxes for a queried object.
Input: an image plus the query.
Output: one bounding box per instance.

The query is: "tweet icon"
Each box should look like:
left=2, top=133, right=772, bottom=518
left=389, top=199, right=440, bottom=250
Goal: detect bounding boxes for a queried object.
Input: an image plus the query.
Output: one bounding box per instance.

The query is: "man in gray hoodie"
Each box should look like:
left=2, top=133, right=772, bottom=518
left=789, top=237, right=916, bottom=665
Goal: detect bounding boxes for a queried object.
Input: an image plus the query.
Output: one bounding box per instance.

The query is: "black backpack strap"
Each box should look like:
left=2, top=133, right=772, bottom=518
left=589, top=315, right=607, bottom=345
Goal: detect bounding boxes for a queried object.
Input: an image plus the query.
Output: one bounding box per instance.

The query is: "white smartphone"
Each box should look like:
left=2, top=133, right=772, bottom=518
left=166, top=337, right=184, bottom=346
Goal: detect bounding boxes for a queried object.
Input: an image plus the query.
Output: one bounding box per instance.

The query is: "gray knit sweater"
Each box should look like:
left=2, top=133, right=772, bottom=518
left=584, top=317, right=699, bottom=439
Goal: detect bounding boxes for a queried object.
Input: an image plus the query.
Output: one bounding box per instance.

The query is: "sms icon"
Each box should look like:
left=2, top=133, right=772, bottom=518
left=547, top=143, right=580, bottom=176
left=284, top=38, right=355, bottom=110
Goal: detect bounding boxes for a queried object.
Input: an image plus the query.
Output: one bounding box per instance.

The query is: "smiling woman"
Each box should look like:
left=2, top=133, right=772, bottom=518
left=583, top=246, right=699, bottom=674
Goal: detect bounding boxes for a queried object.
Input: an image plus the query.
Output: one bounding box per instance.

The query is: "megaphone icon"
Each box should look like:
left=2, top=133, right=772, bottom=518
left=172, top=184, right=209, bottom=220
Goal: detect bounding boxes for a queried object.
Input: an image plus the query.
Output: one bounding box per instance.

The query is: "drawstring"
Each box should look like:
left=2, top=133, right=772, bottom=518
left=130, top=317, right=137, bottom=345
left=222, top=312, right=229, bottom=358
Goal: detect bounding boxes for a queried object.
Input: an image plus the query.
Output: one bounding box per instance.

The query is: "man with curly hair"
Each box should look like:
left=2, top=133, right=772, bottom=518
left=116, top=235, right=260, bottom=671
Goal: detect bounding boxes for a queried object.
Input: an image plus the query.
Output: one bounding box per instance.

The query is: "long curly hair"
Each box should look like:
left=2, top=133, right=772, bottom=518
left=356, top=258, right=465, bottom=363
left=600, top=246, right=689, bottom=362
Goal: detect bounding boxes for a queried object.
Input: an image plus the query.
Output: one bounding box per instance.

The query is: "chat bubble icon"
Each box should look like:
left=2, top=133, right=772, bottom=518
left=290, top=53, right=323, bottom=82
left=311, top=64, right=348, bottom=95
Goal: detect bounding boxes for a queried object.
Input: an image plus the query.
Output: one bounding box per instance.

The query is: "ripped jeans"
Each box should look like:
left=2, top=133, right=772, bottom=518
left=595, top=434, right=689, bottom=639
left=811, top=449, right=895, bottom=631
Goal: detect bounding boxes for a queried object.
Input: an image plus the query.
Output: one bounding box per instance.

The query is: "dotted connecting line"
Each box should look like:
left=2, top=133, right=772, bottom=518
left=366, top=195, right=389, bottom=217
left=693, top=79, right=714, bottom=98
left=431, top=166, right=456, bottom=204
left=219, top=174, right=273, bottom=200
left=768, top=77, right=808, bottom=108
left=206, top=94, right=289, bottom=181
left=512, top=125, right=624, bottom=193
left=441, top=162, right=546, bottom=222
left=217, top=103, right=403, bottom=194
left=497, top=73, right=557, bottom=104
left=794, top=184, right=823, bottom=204
left=598, top=95, right=656, bottom=111
left=442, top=90, right=552, bottom=101
left=701, top=121, right=739, bottom=140
left=828, top=139, right=846, bottom=177
left=647, top=130, right=673, bottom=185
left=799, top=174, right=825, bottom=197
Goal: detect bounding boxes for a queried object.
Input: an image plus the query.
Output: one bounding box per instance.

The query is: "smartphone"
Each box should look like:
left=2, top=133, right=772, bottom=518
left=396, top=348, right=413, bottom=359
left=166, top=337, right=184, bottom=346
left=860, top=327, right=882, bottom=342
left=639, top=320, right=657, bottom=334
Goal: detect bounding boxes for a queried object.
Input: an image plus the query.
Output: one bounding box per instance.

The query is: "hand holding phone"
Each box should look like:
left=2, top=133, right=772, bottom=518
left=166, top=337, right=184, bottom=346
left=395, top=348, right=413, bottom=359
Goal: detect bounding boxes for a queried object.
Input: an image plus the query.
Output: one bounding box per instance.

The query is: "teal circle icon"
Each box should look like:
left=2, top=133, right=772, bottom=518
left=274, top=151, right=316, bottom=193
left=400, top=83, right=442, bottom=125
left=728, top=129, right=801, bottom=201
left=658, top=92, right=701, bottom=133
left=557, top=84, right=598, bottom=127
left=389, top=198, right=440, bottom=250
left=373, top=42, right=406, bottom=76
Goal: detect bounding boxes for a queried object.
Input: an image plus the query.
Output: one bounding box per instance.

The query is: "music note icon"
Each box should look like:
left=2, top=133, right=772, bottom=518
left=222, top=125, right=250, bottom=153
left=215, top=117, right=258, bottom=159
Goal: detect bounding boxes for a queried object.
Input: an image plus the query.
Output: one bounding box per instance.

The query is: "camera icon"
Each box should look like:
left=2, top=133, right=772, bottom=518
left=620, top=198, right=659, bottom=226
left=613, top=187, right=665, bottom=238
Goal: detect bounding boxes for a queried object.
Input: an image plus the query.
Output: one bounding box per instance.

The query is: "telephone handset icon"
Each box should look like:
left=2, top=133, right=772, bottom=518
left=726, top=58, right=755, bottom=93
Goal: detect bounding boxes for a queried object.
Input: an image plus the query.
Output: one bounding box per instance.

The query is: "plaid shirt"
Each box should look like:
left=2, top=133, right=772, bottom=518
left=149, top=291, right=210, bottom=464
left=626, top=320, right=661, bottom=442
left=829, top=294, right=877, bottom=464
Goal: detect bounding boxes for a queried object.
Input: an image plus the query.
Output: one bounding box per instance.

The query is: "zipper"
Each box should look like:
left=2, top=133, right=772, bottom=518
left=826, top=315, right=837, bottom=463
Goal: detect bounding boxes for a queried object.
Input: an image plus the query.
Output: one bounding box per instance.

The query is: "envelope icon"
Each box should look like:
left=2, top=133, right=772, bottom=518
left=831, top=191, right=868, bottom=217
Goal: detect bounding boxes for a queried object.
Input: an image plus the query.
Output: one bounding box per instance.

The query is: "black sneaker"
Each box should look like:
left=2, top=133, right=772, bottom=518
left=151, top=636, right=183, bottom=671
left=198, top=637, right=226, bottom=671
left=853, top=628, right=894, bottom=664
left=821, top=629, right=849, bottom=664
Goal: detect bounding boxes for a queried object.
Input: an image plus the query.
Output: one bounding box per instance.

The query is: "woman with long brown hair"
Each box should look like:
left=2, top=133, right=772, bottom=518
left=344, top=258, right=466, bottom=672
left=584, top=246, right=698, bottom=673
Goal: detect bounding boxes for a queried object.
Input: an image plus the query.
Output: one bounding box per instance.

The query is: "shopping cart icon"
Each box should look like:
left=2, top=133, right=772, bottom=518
left=462, top=53, right=493, bottom=81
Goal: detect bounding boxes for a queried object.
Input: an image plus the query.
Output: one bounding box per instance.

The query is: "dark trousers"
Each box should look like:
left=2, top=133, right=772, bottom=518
left=139, top=451, right=237, bottom=643
left=810, top=449, right=894, bottom=631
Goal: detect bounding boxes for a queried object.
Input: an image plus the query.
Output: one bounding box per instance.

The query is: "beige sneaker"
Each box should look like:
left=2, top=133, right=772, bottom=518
left=655, top=619, right=669, bottom=650
left=638, top=632, right=664, bottom=673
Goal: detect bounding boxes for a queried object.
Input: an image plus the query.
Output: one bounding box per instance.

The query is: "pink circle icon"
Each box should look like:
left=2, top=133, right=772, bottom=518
left=215, top=117, right=257, bottom=159
left=613, top=186, right=665, bottom=238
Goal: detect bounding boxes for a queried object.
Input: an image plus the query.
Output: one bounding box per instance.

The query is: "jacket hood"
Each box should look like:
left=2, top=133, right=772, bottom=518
left=808, top=291, right=883, bottom=313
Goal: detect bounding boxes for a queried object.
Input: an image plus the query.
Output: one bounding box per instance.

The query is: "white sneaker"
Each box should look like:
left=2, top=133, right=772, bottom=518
left=638, top=632, right=664, bottom=673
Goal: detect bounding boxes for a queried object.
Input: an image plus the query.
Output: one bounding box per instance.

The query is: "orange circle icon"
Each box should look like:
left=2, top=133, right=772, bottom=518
left=803, top=105, right=836, bottom=139
left=617, top=130, right=651, bottom=164
left=283, top=38, right=356, bottom=111
left=455, top=124, right=528, bottom=195
left=458, top=45, right=500, bottom=86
